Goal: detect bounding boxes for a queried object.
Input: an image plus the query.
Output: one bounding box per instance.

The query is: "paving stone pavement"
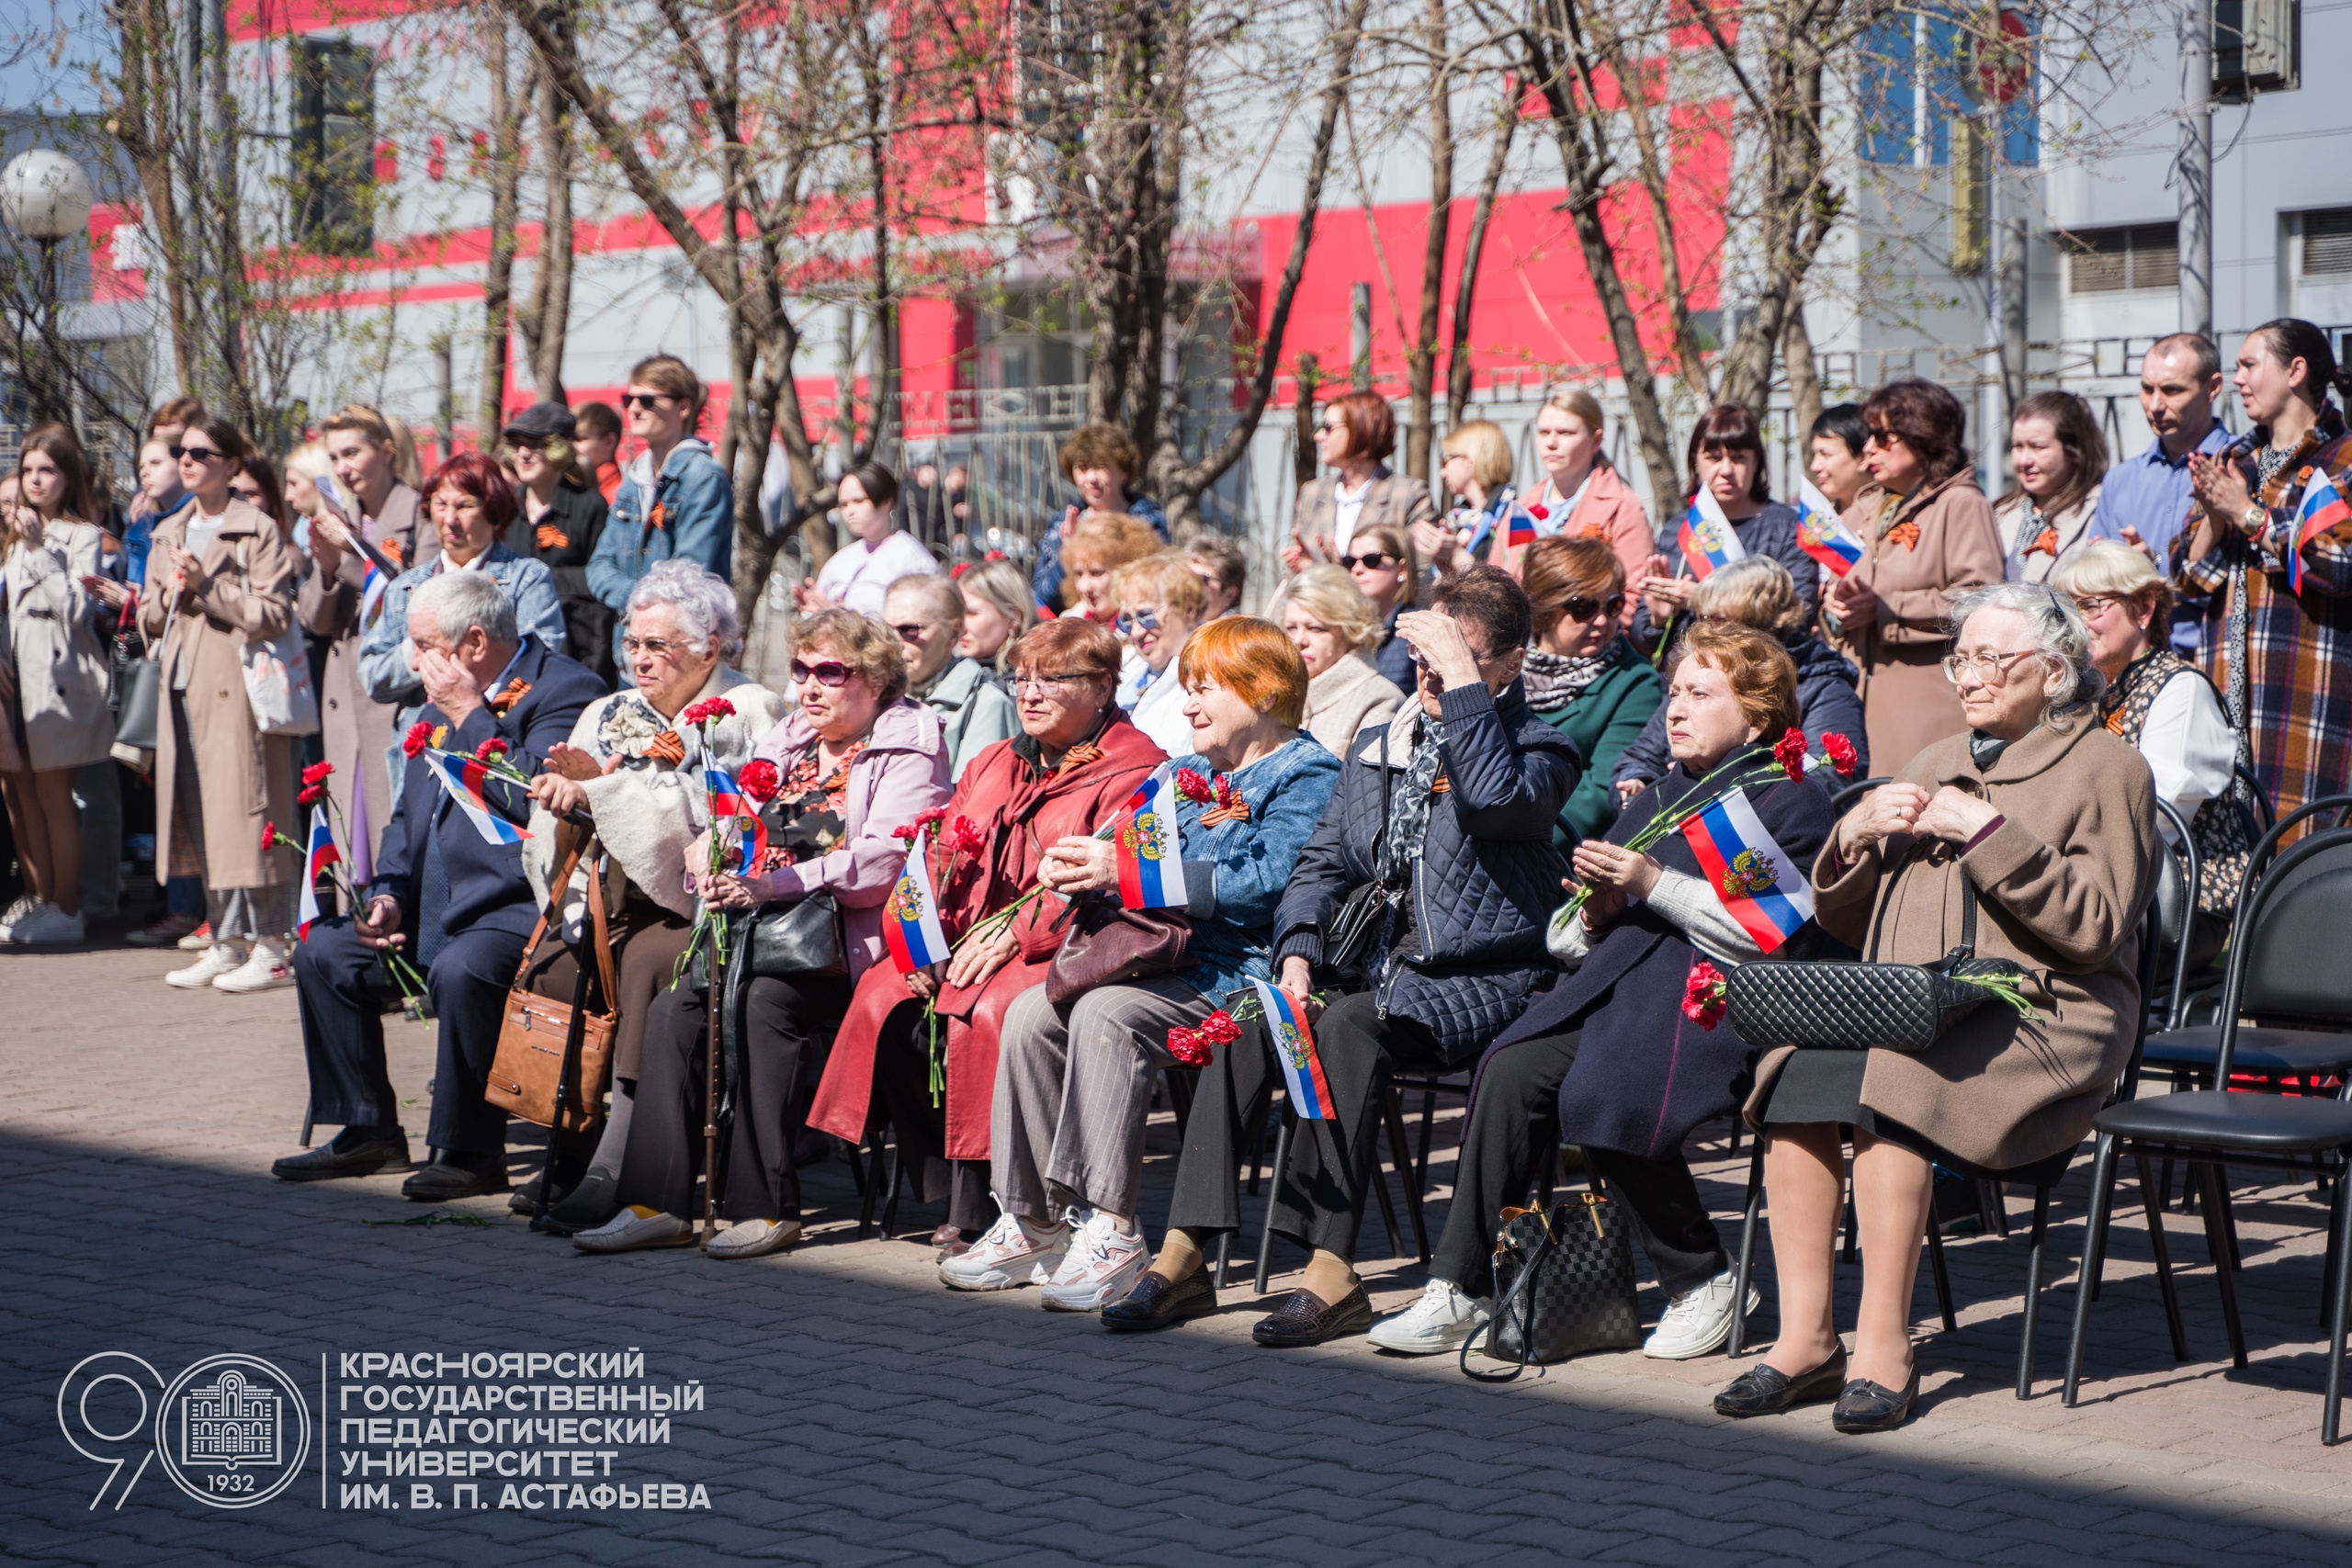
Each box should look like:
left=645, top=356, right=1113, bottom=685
left=6, top=944, right=2352, bottom=1567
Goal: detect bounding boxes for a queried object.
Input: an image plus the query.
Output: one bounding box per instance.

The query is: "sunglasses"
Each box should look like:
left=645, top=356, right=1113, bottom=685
left=1864, top=425, right=1904, bottom=448
left=171, top=445, right=225, bottom=464
left=1339, top=552, right=1397, bottom=571
left=1561, top=593, right=1627, bottom=622
left=1114, top=608, right=1161, bottom=637
left=891, top=621, right=941, bottom=642
left=507, top=435, right=550, bottom=453
left=789, top=659, right=854, bottom=688
left=621, top=393, right=672, bottom=411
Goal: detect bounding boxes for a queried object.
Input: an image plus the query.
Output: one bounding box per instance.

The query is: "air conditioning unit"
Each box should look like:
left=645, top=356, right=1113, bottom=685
left=2215, top=0, right=2298, bottom=101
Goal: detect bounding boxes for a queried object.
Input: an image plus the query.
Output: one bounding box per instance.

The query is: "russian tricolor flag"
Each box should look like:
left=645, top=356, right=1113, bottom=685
left=1676, top=489, right=1747, bottom=580
left=1792, top=480, right=1866, bottom=579
left=424, top=749, right=532, bottom=844
left=882, top=840, right=950, bottom=972
left=297, top=806, right=341, bottom=937
left=1113, top=763, right=1189, bottom=909
left=2287, top=469, right=2352, bottom=594
left=705, top=766, right=748, bottom=821
left=1251, top=979, right=1334, bottom=1120
left=1679, top=788, right=1815, bottom=955
left=359, top=558, right=388, bottom=630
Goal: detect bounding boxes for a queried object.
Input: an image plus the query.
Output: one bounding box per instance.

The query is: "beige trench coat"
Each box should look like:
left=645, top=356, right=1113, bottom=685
left=1829, top=472, right=2004, bottom=777
left=1747, top=719, right=2161, bottom=1169
left=140, top=499, right=299, bottom=891
left=298, top=481, right=428, bottom=868
left=4, top=519, right=116, bottom=771
left=1294, top=467, right=1438, bottom=558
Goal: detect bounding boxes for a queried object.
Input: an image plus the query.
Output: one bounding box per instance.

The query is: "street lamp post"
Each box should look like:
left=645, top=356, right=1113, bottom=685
left=0, top=149, right=98, bottom=426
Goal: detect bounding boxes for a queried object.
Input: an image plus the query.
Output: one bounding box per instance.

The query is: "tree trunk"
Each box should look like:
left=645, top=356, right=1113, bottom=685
left=110, top=0, right=201, bottom=397
left=1292, top=351, right=1326, bottom=487
left=862, top=49, right=900, bottom=467
left=1401, top=0, right=1452, bottom=483
left=1782, top=302, right=1821, bottom=447
left=1446, top=97, right=1514, bottom=425
left=516, top=36, right=573, bottom=404
left=478, top=9, right=521, bottom=447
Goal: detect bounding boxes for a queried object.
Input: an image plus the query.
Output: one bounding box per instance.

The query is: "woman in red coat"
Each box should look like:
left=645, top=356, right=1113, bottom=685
left=808, top=616, right=1165, bottom=1250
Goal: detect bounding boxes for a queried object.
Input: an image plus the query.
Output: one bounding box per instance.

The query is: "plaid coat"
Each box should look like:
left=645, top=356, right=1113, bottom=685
left=2170, top=404, right=2352, bottom=835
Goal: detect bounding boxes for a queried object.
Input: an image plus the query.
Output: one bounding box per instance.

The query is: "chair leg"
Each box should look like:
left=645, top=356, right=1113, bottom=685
left=1925, top=1221, right=1958, bottom=1334
left=1728, top=1113, right=1743, bottom=1158
left=2326, top=1178, right=2348, bottom=1331
left=1385, top=1088, right=1429, bottom=1264
left=856, top=1132, right=885, bottom=1239
left=1367, top=1138, right=1405, bottom=1258
left=1214, top=1232, right=1232, bottom=1292
left=2326, top=1152, right=2352, bottom=1444
left=2064, top=1134, right=2122, bottom=1406
left=2016, top=1184, right=2052, bottom=1399
left=1415, top=1089, right=1437, bottom=1196
left=1981, top=1179, right=2010, bottom=1239
left=298, top=1097, right=315, bottom=1149
left=2193, top=1160, right=2249, bottom=1370
left=879, top=1145, right=905, bottom=1239
left=2133, top=1149, right=2191, bottom=1362
left=1254, top=1111, right=1295, bottom=1295
left=1726, top=1145, right=1766, bottom=1359
left=1841, top=1186, right=1860, bottom=1266
left=2218, top=1174, right=2245, bottom=1271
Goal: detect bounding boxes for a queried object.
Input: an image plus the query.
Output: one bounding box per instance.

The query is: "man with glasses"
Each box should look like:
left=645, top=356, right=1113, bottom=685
left=586, top=355, right=735, bottom=678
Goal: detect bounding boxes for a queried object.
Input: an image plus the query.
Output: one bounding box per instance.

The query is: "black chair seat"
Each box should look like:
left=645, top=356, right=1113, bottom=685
left=2093, top=1089, right=2352, bottom=1156
left=2141, top=1025, right=2352, bottom=1076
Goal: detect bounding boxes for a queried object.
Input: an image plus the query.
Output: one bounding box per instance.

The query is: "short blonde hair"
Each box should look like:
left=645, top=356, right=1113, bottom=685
left=1690, top=555, right=1804, bottom=637
left=956, top=559, right=1035, bottom=671
left=1274, top=564, right=1384, bottom=654
left=284, top=440, right=334, bottom=484
left=1178, top=615, right=1310, bottom=729
left=1058, top=511, right=1163, bottom=576
left=794, top=607, right=908, bottom=706
left=1442, top=419, right=1513, bottom=491
left=2052, top=539, right=2175, bottom=622
left=1112, top=549, right=1210, bottom=618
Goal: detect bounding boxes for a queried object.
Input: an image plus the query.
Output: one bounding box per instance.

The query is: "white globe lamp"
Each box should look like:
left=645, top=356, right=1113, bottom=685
left=1, top=149, right=96, bottom=243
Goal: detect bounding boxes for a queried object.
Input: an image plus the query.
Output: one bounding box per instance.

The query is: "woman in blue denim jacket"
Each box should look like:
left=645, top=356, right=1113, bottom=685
left=938, top=617, right=1341, bottom=1312
left=585, top=355, right=736, bottom=671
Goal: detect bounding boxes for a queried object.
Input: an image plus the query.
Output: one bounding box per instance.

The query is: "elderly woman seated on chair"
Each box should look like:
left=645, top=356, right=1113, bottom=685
left=1715, top=581, right=2157, bottom=1434
left=1367, top=621, right=1838, bottom=1362
left=939, top=617, right=1340, bottom=1311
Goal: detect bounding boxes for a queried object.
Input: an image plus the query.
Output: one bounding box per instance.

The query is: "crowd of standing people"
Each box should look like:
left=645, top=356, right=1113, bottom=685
left=6, top=319, right=2347, bottom=1434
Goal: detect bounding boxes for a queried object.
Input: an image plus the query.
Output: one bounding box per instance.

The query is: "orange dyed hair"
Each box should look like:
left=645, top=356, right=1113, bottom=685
left=1177, top=615, right=1309, bottom=730
left=1673, top=620, right=1799, bottom=739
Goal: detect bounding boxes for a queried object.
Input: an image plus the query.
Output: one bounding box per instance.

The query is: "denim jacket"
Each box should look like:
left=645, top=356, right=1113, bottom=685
left=587, top=437, right=735, bottom=661
left=1166, top=734, right=1342, bottom=1004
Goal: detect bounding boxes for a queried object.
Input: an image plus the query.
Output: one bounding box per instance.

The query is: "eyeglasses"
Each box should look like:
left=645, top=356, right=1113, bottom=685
left=507, top=436, right=549, bottom=453
left=1114, top=608, right=1161, bottom=637
left=890, top=621, right=941, bottom=643
left=1012, top=671, right=1091, bottom=695
left=621, top=393, right=672, bottom=411
left=1864, top=425, right=1905, bottom=449
left=172, top=445, right=224, bottom=464
left=2071, top=594, right=2117, bottom=617
left=789, top=659, right=854, bottom=688
left=1941, top=649, right=2040, bottom=685
left=1339, top=552, right=1397, bottom=571
left=621, top=636, right=693, bottom=659
left=1561, top=593, right=1627, bottom=623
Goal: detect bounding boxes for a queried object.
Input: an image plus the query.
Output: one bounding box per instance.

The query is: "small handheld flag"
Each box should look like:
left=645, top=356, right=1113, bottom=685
left=424, top=749, right=532, bottom=845
left=1679, top=788, right=1815, bottom=955
left=1113, top=763, right=1190, bottom=909
left=298, top=806, right=341, bottom=937
left=358, top=558, right=388, bottom=631
left=882, top=836, right=951, bottom=972
left=1676, top=489, right=1747, bottom=580
left=705, top=766, right=748, bottom=822
left=1505, top=504, right=1538, bottom=548
left=1251, top=980, right=1335, bottom=1120
left=1792, top=480, right=1866, bottom=579
left=2286, top=469, right=2352, bottom=594
left=1457, top=486, right=1520, bottom=558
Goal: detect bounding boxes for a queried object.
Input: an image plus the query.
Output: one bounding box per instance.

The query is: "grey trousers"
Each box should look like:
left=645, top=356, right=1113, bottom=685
left=992, top=975, right=1216, bottom=1224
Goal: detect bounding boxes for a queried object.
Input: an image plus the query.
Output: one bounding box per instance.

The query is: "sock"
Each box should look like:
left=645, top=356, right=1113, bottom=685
left=1301, top=1248, right=1357, bottom=1303
left=1150, top=1228, right=1205, bottom=1282
left=584, top=1079, right=636, bottom=1179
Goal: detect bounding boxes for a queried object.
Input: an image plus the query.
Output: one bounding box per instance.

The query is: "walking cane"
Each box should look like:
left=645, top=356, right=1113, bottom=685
left=703, top=919, right=725, bottom=1244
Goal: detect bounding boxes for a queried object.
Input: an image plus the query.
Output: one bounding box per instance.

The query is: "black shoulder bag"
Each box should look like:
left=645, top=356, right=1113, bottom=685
left=1460, top=1190, right=1641, bottom=1382
left=1316, top=727, right=1395, bottom=987
left=1724, top=868, right=2026, bottom=1053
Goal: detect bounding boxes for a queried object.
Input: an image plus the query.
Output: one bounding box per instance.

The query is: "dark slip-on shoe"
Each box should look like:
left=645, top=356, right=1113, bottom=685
left=1102, top=1269, right=1217, bottom=1332
left=272, top=1130, right=412, bottom=1182
left=1713, top=1347, right=1849, bottom=1417
left=1831, top=1367, right=1921, bottom=1433
left=1250, top=1284, right=1373, bottom=1348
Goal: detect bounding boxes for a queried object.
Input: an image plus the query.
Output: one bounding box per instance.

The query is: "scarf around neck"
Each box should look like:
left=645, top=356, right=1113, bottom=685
left=1521, top=648, right=1611, bottom=714
left=1375, top=715, right=1448, bottom=889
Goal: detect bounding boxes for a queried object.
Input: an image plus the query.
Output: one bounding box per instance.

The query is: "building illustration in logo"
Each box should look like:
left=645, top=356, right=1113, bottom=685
left=153, top=1353, right=311, bottom=1508
left=179, top=1367, right=282, bottom=1470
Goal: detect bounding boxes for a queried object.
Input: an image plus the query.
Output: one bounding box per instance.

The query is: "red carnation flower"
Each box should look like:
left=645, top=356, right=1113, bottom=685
left=914, top=806, right=950, bottom=831
left=402, top=721, right=434, bottom=759
left=681, top=696, right=737, bottom=728
left=949, top=816, right=988, bottom=856
left=1175, top=768, right=1215, bottom=805
left=298, top=784, right=323, bottom=807
left=891, top=822, right=920, bottom=842
left=1682, top=960, right=1728, bottom=1031
left=739, top=758, right=783, bottom=803
left=1214, top=776, right=1239, bottom=810
left=1166, top=1026, right=1211, bottom=1067
left=1772, top=728, right=1809, bottom=782
left=1199, top=1010, right=1240, bottom=1047
left=300, top=761, right=334, bottom=786
left=1525, top=502, right=1550, bottom=521
left=475, top=738, right=510, bottom=761
left=1821, top=732, right=1859, bottom=778
left=261, top=819, right=279, bottom=856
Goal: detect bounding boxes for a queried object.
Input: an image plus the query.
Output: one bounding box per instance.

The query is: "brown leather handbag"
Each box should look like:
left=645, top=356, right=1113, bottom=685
left=1045, top=892, right=1191, bottom=1004
left=485, top=832, right=619, bottom=1134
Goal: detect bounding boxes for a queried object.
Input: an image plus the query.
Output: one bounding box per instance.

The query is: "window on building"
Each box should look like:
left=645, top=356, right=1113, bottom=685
left=292, top=39, right=374, bottom=256
left=2302, top=209, right=2352, bottom=276
left=2215, top=0, right=2298, bottom=102
left=2063, top=223, right=2178, bottom=293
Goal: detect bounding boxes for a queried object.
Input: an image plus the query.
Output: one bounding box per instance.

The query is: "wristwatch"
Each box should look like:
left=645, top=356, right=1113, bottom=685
left=2245, top=502, right=2269, bottom=534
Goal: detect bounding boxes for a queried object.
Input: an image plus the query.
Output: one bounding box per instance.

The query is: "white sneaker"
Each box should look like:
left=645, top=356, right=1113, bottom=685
left=1369, top=1277, right=1494, bottom=1354
left=166, top=943, right=248, bottom=988
left=1038, top=1207, right=1148, bottom=1312
left=938, top=1207, right=1069, bottom=1291
left=0, top=893, right=39, bottom=941
left=1644, top=1269, right=1760, bottom=1359
left=213, top=941, right=295, bottom=992
left=6, top=903, right=84, bottom=946
left=571, top=1206, right=698, bottom=1253
left=705, top=1217, right=802, bottom=1259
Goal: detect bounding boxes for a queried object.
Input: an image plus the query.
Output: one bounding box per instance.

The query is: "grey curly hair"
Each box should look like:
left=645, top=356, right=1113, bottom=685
left=625, top=558, right=741, bottom=660
left=1946, top=581, right=2102, bottom=716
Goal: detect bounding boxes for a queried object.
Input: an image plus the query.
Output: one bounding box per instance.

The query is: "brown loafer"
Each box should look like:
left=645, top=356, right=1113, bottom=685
left=1102, top=1269, right=1217, bottom=1333
left=1250, top=1283, right=1372, bottom=1348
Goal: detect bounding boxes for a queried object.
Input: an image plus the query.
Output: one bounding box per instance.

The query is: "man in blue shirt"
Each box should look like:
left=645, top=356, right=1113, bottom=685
left=2086, top=332, right=2230, bottom=654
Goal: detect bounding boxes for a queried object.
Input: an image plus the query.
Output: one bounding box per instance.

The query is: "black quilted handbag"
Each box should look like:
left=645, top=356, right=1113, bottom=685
left=1460, top=1191, right=1640, bottom=1382
left=742, top=892, right=848, bottom=980
left=1725, top=872, right=2026, bottom=1054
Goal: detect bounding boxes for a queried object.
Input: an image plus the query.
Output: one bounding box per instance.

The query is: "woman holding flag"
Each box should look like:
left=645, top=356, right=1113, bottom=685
left=1634, top=405, right=1820, bottom=658
left=1369, top=622, right=1835, bottom=1359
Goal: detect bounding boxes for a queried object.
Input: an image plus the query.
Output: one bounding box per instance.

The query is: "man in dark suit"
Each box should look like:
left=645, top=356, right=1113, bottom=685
left=274, top=570, right=607, bottom=1200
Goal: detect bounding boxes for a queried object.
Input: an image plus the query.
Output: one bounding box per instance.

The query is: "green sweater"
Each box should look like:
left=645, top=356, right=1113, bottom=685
left=1532, top=640, right=1665, bottom=846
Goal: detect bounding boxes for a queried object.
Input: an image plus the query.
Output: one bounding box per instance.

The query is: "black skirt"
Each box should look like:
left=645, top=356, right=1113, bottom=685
left=1754, top=1048, right=1960, bottom=1167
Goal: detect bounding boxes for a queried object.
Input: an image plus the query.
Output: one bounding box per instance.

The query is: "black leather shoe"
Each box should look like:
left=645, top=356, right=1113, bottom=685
left=511, top=1155, right=592, bottom=1214
left=1831, top=1367, right=1920, bottom=1433
left=1102, top=1269, right=1217, bottom=1333
left=400, top=1149, right=508, bottom=1201
left=1250, top=1284, right=1372, bottom=1348
left=273, top=1128, right=411, bottom=1182
left=1713, top=1346, right=1849, bottom=1417
left=535, top=1168, right=617, bottom=1235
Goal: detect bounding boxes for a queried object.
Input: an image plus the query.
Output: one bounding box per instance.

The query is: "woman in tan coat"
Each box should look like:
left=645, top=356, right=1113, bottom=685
left=1287, top=390, right=1437, bottom=568
left=1822, top=379, right=2004, bottom=778
left=140, top=415, right=301, bottom=995
left=0, top=426, right=117, bottom=945
left=1717, top=582, right=2158, bottom=1434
